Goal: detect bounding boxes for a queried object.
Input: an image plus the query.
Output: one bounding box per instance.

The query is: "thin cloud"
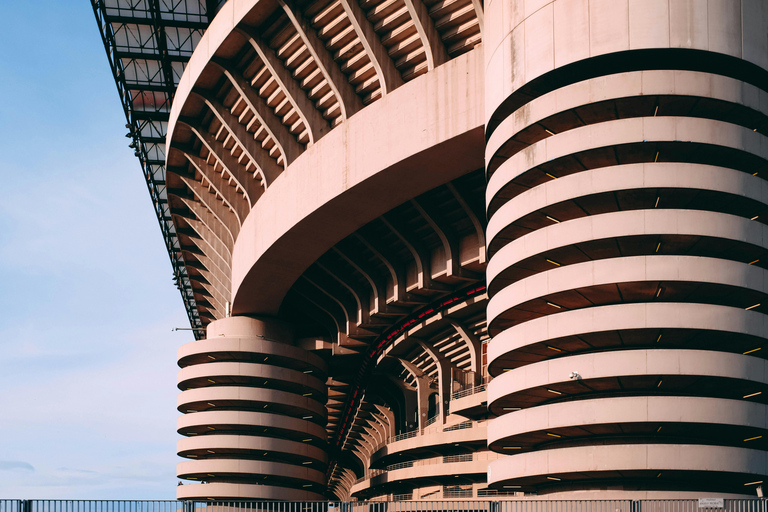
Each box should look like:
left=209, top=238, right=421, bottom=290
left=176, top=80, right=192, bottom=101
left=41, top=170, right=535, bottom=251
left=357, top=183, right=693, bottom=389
left=0, top=461, right=34, bottom=472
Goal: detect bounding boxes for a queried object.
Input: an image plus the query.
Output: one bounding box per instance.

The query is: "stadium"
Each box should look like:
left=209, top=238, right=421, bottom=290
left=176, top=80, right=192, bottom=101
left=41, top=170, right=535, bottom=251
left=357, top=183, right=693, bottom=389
left=93, top=0, right=768, bottom=502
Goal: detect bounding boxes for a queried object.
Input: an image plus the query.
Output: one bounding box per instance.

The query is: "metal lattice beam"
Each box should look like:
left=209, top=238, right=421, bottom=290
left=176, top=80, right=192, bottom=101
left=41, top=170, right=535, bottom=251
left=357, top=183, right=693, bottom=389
left=90, top=0, right=227, bottom=338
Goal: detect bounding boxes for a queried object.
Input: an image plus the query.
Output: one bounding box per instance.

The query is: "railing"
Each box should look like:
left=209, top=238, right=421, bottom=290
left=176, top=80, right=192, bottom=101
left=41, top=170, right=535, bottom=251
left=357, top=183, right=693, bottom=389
left=443, top=420, right=473, bottom=432
left=443, top=490, right=473, bottom=499
left=354, top=452, right=499, bottom=484
left=0, top=502, right=20, bottom=512
left=451, top=384, right=486, bottom=401
left=424, top=415, right=439, bottom=427
left=0, top=499, right=764, bottom=512
left=443, top=454, right=472, bottom=463
left=387, top=419, right=477, bottom=448
left=389, top=430, right=420, bottom=444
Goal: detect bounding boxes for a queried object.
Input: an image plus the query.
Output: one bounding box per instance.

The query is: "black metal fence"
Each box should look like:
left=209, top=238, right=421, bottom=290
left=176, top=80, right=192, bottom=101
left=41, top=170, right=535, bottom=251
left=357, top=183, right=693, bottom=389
left=0, top=500, right=764, bottom=512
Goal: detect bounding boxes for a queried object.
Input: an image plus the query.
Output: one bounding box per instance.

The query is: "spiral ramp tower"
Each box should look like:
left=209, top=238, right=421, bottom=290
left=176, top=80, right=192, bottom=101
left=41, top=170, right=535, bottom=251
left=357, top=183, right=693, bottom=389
left=484, top=0, right=768, bottom=498
left=176, top=317, right=329, bottom=500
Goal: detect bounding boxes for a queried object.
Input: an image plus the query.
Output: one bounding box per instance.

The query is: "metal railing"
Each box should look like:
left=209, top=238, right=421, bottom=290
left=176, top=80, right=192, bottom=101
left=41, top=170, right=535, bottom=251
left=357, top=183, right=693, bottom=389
left=451, top=384, right=486, bottom=401
left=354, top=452, right=499, bottom=484
left=1, top=498, right=764, bottom=512
left=443, top=420, right=473, bottom=432
left=0, top=502, right=20, bottom=512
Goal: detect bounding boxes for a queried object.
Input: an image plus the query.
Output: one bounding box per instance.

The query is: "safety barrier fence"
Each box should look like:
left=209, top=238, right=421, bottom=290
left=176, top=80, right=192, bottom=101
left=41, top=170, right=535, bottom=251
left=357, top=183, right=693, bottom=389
left=354, top=451, right=499, bottom=484
left=0, top=499, right=763, bottom=512
left=450, top=385, right=486, bottom=401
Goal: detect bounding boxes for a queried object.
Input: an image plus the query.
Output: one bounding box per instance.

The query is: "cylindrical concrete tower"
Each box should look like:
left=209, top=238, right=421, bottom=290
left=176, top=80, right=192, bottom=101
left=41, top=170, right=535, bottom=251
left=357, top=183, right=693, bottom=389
left=484, top=0, right=768, bottom=497
left=176, top=317, right=328, bottom=500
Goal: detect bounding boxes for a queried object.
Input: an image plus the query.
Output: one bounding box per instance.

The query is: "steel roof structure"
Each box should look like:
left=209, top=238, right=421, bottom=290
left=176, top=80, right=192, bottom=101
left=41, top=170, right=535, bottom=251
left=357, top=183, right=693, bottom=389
left=91, top=0, right=227, bottom=338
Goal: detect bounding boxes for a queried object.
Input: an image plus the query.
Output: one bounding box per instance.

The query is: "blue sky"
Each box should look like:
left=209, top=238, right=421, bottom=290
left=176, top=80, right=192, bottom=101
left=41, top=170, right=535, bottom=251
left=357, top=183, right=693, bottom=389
left=0, top=1, right=193, bottom=499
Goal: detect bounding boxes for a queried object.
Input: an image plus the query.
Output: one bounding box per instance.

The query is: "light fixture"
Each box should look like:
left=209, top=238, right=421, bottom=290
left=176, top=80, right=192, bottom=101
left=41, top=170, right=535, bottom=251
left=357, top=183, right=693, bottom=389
left=546, top=432, right=561, bottom=438
left=743, top=392, right=762, bottom=399
left=207, top=355, right=216, bottom=360
left=546, top=259, right=561, bottom=266
left=303, top=438, right=312, bottom=442
left=303, top=370, right=313, bottom=373
left=657, top=426, right=662, bottom=432
left=654, top=152, right=660, bottom=162
left=746, top=481, right=764, bottom=486
left=655, top=242, right=661, bottom=253
left=207, top=379, right=216, bottom=383
left=744, top=436, right=763, bottom=442
left=654, top=106, right=659, bottom=117
left=545, top=173, right=558, bottom=180
left=547, top=476, right=561, bottom=481
left=502, top=407, right=521, bottom=411
left=503, top=446, right=522, bottom=450
left=752, top=215, right=760, bottom=221
left=749, top=259, right=760, bottom=265
left=544, top=129, right=555, bottom=136
left=207, top=403, right=215, bottom=407
left=546, top=302, right=562, bottom=309
left=303, top=392, right=312, bottom=397
left=547, top=388, right=563, bottom=395
left=746, top=304, right=761, bottom=310
left=302, top=461, right=312, bottom=465
left=303, top=415, right=313, bottom=419
left=656, top=334, right=662, bottom=343
left=547, top=345, right=562, bottom=352
left=657, top=379, right=663, bottom=387
left=207, top=450, right=215, bottom=453
left=744, top=348, right=761, bottom=355
left=655, top=196, right=660, bottom=208
left=504, top=485, right=522, bottom=488
left=545, top=215, right=561, bottom=223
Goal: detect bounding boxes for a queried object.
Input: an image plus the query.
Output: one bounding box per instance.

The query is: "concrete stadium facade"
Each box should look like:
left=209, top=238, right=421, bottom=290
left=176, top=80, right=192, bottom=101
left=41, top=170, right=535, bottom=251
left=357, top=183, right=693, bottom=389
left=154, top=0, right=768, bottom=502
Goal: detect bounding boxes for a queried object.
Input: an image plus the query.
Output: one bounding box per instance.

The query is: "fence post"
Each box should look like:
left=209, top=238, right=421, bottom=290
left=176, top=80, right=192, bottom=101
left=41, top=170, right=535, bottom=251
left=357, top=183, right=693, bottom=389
left=20, top=501, right=30, bottom=512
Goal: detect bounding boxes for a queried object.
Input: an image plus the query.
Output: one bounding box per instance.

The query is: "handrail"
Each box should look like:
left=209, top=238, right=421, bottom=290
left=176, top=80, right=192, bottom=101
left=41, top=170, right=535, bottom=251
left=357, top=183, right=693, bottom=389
left=354, top=451, right=498, bottom=484
left=451, top=384, right=486, bottom=401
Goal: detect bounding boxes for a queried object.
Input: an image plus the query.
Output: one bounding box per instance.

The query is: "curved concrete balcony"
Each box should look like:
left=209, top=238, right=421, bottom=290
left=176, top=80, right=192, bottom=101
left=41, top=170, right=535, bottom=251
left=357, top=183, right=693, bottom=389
left=178, top=434, right=328, bottom=465
left=486, top=70, right=768, bottom=176
left=177, top=362, right=327, bottom=400
left=370, top=420, right=487, bottom=468
left=350, top=451, right=500, bottom=499
left=487, top=349, right=768, bottom=414
left=487, top=444, right=768, bottom=495
left=176, top=481, right=325, bottom=501
left=178, top=335, right=327, bottom=376
left=487, top=117, right=768, bottom=211
left=487, top=302, right=768, bottom=374
left=177, top=458, right=325, bottom=485
left=488, top=396, right=768, bottom=453
left=178, top=386, right=327, bottom=423
left=177, top=410, right=328, bottom=442
left=448, top=386, right=487, bottom=418
left=487, top=256, right=768, bottom=335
